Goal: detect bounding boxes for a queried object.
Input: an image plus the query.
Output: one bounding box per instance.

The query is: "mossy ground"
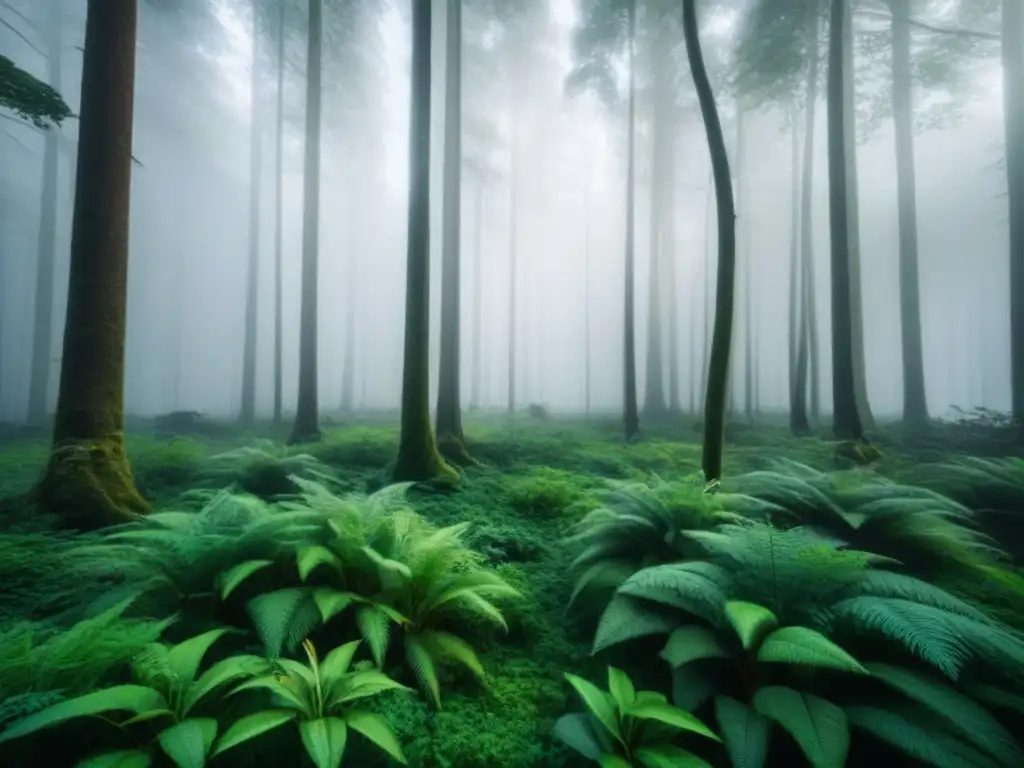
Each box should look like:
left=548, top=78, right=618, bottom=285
left=0, top=409, right=1016, bottom=766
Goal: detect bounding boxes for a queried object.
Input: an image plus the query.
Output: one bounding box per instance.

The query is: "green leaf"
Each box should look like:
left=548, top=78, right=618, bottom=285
left=607, top=666, right=636, bottom=711
left=230, top=675, right=310, bottom=715
left=157, top=718, right=218, bottom=768
left=660, top=625, right=730, bottom=668
left=356, top=605, right=392, bottom=667
left=299, top=717, right=348, bottom=768
left=167, top=630, right=229, bottom=688
left=211, top=710, right=297, bottom=757
left=311, top=588, right=356, bottom=623
left=626, top=700, right=720, bottom=742
left=361, top=546, right=413, bottom=578
left=320, top=640, right=362, bottom=682
left=552, top=713, right=604, bottom=761
left=724, top=601, right=779, bottom=650
left=405, top=636, right=441, bottom=707
left=335, top=669, right=410, bottom=704
left=672, top=664, right=719, bottom=713
left=345, top=709, right=406, bottom=763
left=298, top=546, right=342, bottom=582
left=565, top=673, right=622, bottom=744
left=219, top=559, right=275, bottom=600
left=756, top=627, right=868, bottom=674
left=752, top=686, right=848, bottom=768
left=75, top=751, right=152, bottom=768
left=635, top=744, right=715, bottom=768
left=0, top=685, right=168, bottom=743
left=715, top=695, right=770, bottom=768
left=184, top=655, right=268, bottom=716
left=598, top=755, right=631, bottom=768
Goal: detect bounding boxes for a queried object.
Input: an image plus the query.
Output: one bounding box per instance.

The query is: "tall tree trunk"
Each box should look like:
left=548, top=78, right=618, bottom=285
left=736, top=101, right=754, bottom=420
left=827, top=0, right=864, bottom=441
left=643, top=102, right=666, bottom=418
left=507, top=128, right=518, bottom=414
left=470, top=178, right=483, bottom=409
left=393, top=0, right=455, bottom=483
left=37, top=0, right=147, bottom=528
left=842, top=0, right=874, bottom=428
left=273, top=0, right=285, bottom=425
left=698, top=162, right=713, bottom=412
left=622, top=0, right=640, bottom=441
left=664, top=132, right=680, bottom=414
left=801, top=15, right=821, bottom=426
left=240, top=3, right=262, bottom=426
left=789, top=99, right=810, bottom=435
left=340, top=200, right=356, bottom=412
left=684, top=0, right=736, bottom=483
left=435, top=0, right=467, bottom=460
left=27, top=0, right=63, bottom=427
left=889, top=0, right=928, bottom=424
left=288, top=0, right=323, bottom=444
left=1003, top=0, right=1024, bottom=430
left=584, top=176, right=592, bottom=414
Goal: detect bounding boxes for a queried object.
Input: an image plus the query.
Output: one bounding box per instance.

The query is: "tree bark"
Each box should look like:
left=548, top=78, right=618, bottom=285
left=37, top=0, right=147, bottom=529
left=1003, top=0, right=1024, bottom=430
left=684, top=0, right=736, bottom=483
left=240, top=2, right=262, bottom=426
left=827, top=0, right=864, bottom=441
left=288, top=0, right=323, bottom=444
left=340, top=198, right=356, bottom=412
left=622, top=0, right=640, bottom=441
left=393, top=0, right=456, bottom=484
left=470, top=178, right=483, bottom=410
left=273, top=0, right=285, bottom=425
left=584, top=173, right=592, bottom=414
left=507, top=122, right=518, bottom=414
left=799, top=14, right=820, bottom=429
left=642, top=94, right=666, bottom=418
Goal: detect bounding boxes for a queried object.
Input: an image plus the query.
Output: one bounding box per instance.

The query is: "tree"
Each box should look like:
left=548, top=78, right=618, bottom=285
left=392, top=0, right=456, bottom=484
left=35, top=0, right=148, bottom=529
left=684, top=0, right=736, bottom=483
left=0, top=54, right=70, bottom=128
left=1003, top=0, right=1024, bottom=432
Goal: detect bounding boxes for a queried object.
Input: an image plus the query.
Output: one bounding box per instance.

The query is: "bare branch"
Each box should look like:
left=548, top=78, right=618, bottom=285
left=0, top=0, right=35, bottom=32
left=1, top=16, right=44, bottom=57
left=854, top=8, right=1000, bottom=41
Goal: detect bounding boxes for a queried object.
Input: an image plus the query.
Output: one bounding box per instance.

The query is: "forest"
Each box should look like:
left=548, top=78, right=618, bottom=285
left=0, top=0, right=1023, bottom=766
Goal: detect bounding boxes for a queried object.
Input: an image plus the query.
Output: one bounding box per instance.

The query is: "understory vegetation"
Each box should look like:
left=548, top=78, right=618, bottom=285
left=0, top=411, right=1022, bottom=767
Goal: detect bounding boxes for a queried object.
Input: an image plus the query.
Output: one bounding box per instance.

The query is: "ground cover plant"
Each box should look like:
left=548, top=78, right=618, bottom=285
left=0, top=412, right=1021, bottom=767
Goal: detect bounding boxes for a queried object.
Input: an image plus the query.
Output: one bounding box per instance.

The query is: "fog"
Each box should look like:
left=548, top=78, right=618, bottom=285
left=0, top=0, right=1012, bottom=424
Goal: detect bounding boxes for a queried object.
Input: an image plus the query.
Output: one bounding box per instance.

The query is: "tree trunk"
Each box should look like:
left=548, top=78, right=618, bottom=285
left=827, top=0, right=864, bottom=441
left=239, top=2, right=262, bottom=426
left=684, top=0, right=736, bottom=483
left=736, top=101, right=754, bottom=420
left=800, top=15, right=820, bottom=428
left=643, top=96, right=666, bottom=418
left=507, top=131, right=518, bottom=414
left=698, top=163, right=712, bottom=412
left=27, top=0, right=63, bottom=427
left=788, top=99, right=810, bottom=435
left=664, top=134, right=681, bottom=414
left=288, top=0, right=323, bottom=445
left=842, top=0, right=874, bottom=428
left=393, top=0, right=456, bottom=484
left=37, top=0, right=147, bottom=529
left=1003, top=0, right=1024, bottom=430
left=340, top=200, right=356, bottom=412
left=273, top=0, right=285, bottom=425
left=889, top=0, right=928, bottom=424
left=470, top=178, right=483, bottom=410
left=584, top=176, right=592, bottom=414
left=435, top=0, right=468, bottom=462
left=622, top=0, right=640, bottom=441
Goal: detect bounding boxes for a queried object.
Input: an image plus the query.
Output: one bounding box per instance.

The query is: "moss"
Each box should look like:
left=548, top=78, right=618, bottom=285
left=393, top=421, right=460, bottom=486
left=35, top=434, right=149, bottom=529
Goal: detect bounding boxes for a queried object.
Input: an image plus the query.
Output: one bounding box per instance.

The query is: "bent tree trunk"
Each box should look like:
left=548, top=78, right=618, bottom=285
left=289, top=0, right=323, bottom=444
left=622, top=0, right=640, bottom=441
left=435, top=0, right=470, bottom=463
left=1003, top=0, right=1024, bottom=430
left=684, top=0, right=736, bottom=483
left=827, top=0, right=864, bottom=441
left=37, top=0, right=148, bottom=529
left=240, top=3, right=262, bottom=426
left=393, top=0, right=456, bottom=484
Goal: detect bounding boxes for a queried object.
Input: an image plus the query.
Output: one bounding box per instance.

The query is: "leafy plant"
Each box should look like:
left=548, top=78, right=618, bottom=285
left=198, top=441, right=339, bottom=498
left=553, top=666, right=721, bottom=767
left=215, top=638, right=410, bottom=767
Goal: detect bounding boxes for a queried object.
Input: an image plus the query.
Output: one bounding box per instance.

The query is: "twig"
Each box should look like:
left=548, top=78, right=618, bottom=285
left=854, top=7, right=1000, bottom=41
left=0, top=0, right=35, bottom=32
left=0, top=16, right=43, bottom=57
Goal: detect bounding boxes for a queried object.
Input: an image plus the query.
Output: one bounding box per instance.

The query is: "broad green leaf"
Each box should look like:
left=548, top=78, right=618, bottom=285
left=320, top=640, right=362, bottom=682
left=219, top=559, right=274, bottom=600
left=715, top=695, right=770, bottom=768
left=298, top=546, right=342, bottom=582
left=167, top=630, right=229, bottom=688
left=184, top=654, right=267, bottom=715
left=672, top=663, right=719, bottom=713
left=361, top=546, right=412, bottom=578
left=756, top=627, right=868, bottom=674
left=419, top=630, right=484, bottom=679
left=230, top=675, right=310, bottom=715
left=635, top=744, right=715, bottom=768
left=565, top=673, right=622, bottom=744
left=724, top=601, right=779, bottom=650
left=0, top=685, right=168, bottom=743
left=311, top=588, right=356, bottom=623
left=598, top=755, right=631, bottom=768
left=660, top=625, right=729, bottom=668
left=753, top=686, right=848, bottom=768
left=627, top=700, right=720, bottom=742
left=552, top=713, right=604, bottom=761
left=345, top=709, right=406, bottom=763
left=335, top=670, right=410, bottom=704
left=607, top=666, right=636, bottom=711
left=120, top=709, right=176, bottom=726
left=299, top=717, right=348, bottom=768
left=157, top=718, right=217, bottom=768
left=75, top=750, right=151, bottom=768
left=211, top=710, right=296, bottom=757
left=356, top=605, right=392, bottom=667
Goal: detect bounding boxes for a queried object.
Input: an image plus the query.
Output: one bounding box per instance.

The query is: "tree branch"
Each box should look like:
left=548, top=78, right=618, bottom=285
left=854, top=7, right=999, bottom=41
left=1, top=16, right=43, bottom=57
left=0, top=0, right=35, bottom=32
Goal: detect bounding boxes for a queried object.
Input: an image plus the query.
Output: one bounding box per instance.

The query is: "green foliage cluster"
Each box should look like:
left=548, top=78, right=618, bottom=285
left=0, top=55, right=72, bottom=128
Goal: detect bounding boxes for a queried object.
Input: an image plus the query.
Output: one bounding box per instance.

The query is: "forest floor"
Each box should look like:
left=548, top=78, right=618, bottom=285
left=0, top=410, right=1020, bottom=767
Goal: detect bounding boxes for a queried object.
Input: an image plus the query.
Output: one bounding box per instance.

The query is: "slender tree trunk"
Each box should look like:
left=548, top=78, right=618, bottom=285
left=273, top=0, right=285, bottom=425
left=827, top=0, right=864, bottom=441
left=665, top=132, right=681, bottom=414
left=240, top=4, right=262, bottom=426
left=736, top=101, right=754, bottom=420
left=801, top=15, right=821, bottom=426
left=622, top=0, right=640, bottom=441
left=643, top=100, right=666, bottom=418
left=789, top=99, right=810, bottom=435
left=584, top=176, right=592, bottom=414
left=288, top=0, right=323, bottom=444
left=698, top=162, right=713, bottom=412
left=842, top=0, right=874, bottom=428
left=435, top=0, right=468, bottom=460
left=340, top=201, right=356, bottom=412
left=27, top=0, right=62, bottom=427
left=393, top=0, right=455, bottom=483
left=507, top=127, right=518, bottom=414
left=683, top=0, right=736, bottom=483
left=1003, top=0, right=1024, bottom=430
left=889, top=0, right=928, bottom=424
left=37, top=0, right=147, bottom=528
left=470, top=178, right=483, bottom=409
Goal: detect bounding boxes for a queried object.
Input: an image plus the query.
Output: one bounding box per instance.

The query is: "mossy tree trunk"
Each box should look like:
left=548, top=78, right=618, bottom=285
left=394, top=0, right=456, bottom=485
left=273, top=0, right=285, bottom=425
left=435, top=0, right=470, bottom=464
left=36, top=0, right=148, bottom=529
left=1003, top=0, right=1024, bottom=432
left=622, top=0, right=640, bottom=442
left=240, top=1, right=262, bottom=427
left=827, top=0, right=864, bottom=441
left=288, top=0, right=323, bottom=445
left=684, top=0, right=736, bottom=484
left=27, top=0, right=62, bottom=428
